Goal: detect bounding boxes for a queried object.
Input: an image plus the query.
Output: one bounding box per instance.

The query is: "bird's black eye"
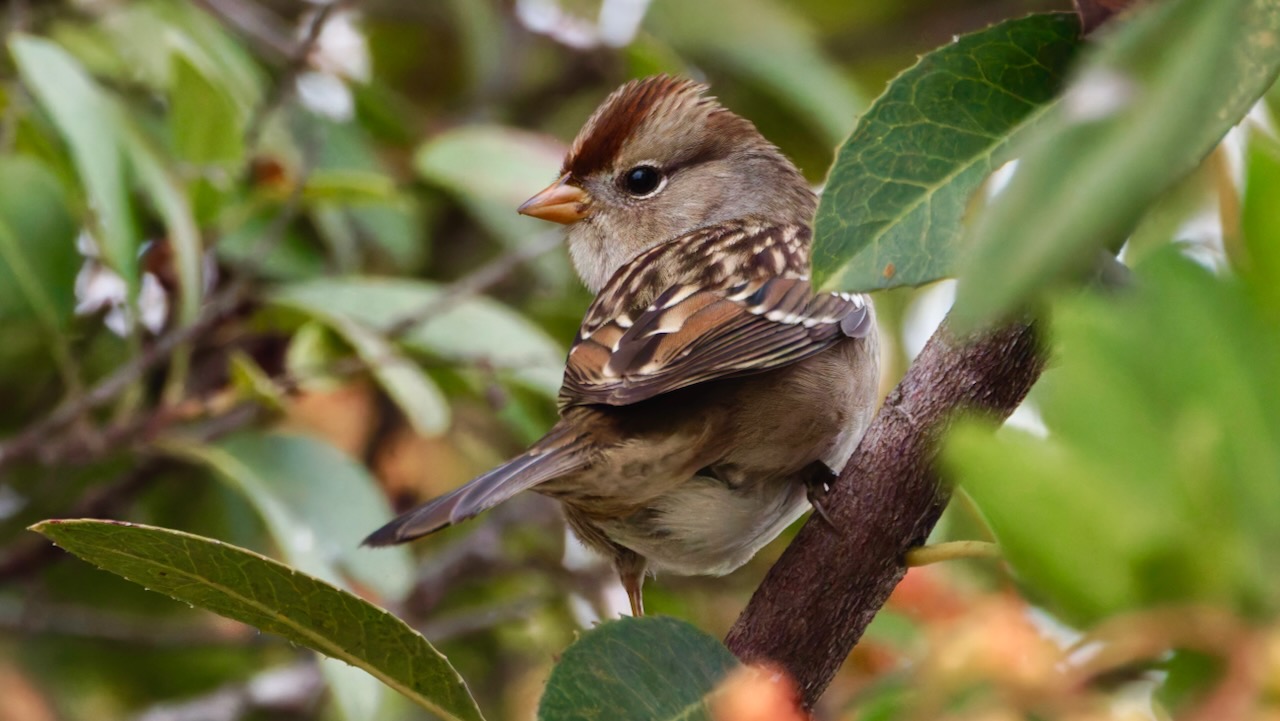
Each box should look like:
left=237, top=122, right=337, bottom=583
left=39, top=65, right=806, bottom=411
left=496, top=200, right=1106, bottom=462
left=621, top=165, right=664, bottom=197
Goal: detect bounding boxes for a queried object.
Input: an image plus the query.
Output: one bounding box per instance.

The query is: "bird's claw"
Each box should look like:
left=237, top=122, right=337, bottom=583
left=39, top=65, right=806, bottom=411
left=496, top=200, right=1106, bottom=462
left=804, top=462, right=841, bottom=532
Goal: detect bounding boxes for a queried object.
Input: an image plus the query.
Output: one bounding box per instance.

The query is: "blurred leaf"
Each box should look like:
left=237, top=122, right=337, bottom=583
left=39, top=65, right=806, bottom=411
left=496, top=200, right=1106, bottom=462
left=32, top=520, right=485, bottom=721
left=169, top=49, right=245, bottom=222
left=10, top=34, right=139, bottom=285
left=538, top=616, right=739, bottom=721
left=217, top=209, right=326, bottom=280
left=304, top=170, right=400, bottom=205
left=648, top=0, right=864, bottom=144
left=0, top=157, right=80, bottom=326
left=1157, top=649, right=1226, bottom=713
left=328, top=314, right=452, bottom=437
left=92, top=0, right=265, bottom=109
left=271, top=277, right=565, bottom=396
left=812, top=13, right=1081, bottom=292
left=165, top=432, right=414, bottom=600
left=415, top=126, right=566, bottom=247
left=170, top=51, right=244, bottom=167
left=117, top=121, right=204, bottom=324
left=1241, top=128, right=1280, bottom=319
left=227, top=351, right=287, bottom=411
left=170, top=430, right=417, bottom=720
left=309, top=117, right=427, bottom=270
left=952, top=0, right=1280, bottom=329
left=948, top=252, right=1280, bottom=624
left=286, top=320, right=349, bottom=390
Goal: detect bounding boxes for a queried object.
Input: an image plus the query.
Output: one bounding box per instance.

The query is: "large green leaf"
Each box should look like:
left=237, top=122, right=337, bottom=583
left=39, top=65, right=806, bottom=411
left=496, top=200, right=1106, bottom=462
left=951, top=0, right=1280, bottom=328
left=167, top=432, right=416, bottom=721
left=10, top=35, right=138, bottom=286
left=947, top=252, right=1280, bottom=625
left=538, top=616, right=740, bottom=721
left=0, top=156, right=80, bottom=326
left=812, top=13, right=1081, bottom=292
left=166, top=432, right=414, bottom=600
left=31, top=520, right=485, bottom=721
left=271, top=277, right=565, bottom=396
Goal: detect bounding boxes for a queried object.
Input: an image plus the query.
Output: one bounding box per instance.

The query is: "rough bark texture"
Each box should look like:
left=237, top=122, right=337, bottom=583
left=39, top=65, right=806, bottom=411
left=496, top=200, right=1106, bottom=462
left=725, top=319, right=1046, bottom=707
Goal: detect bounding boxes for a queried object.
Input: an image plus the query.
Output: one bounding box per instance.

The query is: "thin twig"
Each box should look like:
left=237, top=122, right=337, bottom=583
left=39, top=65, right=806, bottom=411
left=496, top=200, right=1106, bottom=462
left=0, top=169, right=309, bottom=474
left=0, top=404, right=261, bottom=584
left=190, top=0, right=296, bottom=62
left=0, top=597, right=256, bottom=646
left=241, top=0, right=357, bottom=153
left=385, top=231, right=564, bottom=339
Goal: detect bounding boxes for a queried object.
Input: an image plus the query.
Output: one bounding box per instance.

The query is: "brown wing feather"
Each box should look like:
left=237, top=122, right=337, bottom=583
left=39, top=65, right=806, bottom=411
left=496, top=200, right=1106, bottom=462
left=561, top=276, right=870, bottom=407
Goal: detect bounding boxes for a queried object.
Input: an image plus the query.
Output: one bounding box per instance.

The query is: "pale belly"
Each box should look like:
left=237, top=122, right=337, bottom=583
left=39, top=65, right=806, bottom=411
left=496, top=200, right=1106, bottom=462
left=596, top=475, right=812, bottom=576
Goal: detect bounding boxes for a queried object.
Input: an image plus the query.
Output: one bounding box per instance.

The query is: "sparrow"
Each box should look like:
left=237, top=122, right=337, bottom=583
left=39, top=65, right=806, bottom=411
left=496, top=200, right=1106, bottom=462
left=365, top=75, right=880, bottom=616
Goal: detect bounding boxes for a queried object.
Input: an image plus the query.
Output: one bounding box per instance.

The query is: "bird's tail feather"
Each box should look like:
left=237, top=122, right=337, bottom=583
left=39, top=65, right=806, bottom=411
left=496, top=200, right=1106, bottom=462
left=362, top=425, right=586, bottom=547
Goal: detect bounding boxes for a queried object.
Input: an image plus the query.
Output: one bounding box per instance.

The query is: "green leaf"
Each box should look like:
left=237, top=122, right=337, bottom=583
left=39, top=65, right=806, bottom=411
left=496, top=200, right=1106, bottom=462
left=270, top=277, right=565, bottom=396
left=538, top=616, right=740, bottom=721
left=0, top=156, right=80, bottom=326
left=10, top=34, right=139, bottom=285
left=1241, top=128, right=1280, bottom=319
left=812, top=13, right=1081, bottom=291
left=327, top=314, right=452, bottom=437
left=169, top=48, right=246, bottom=223
left=164, top=432, right=414, bottom=601
left=308, top=117, right=428, bottom=271
left=169, top=50, right=245, bottom=168
left=952, top=0, right=1280, bottom=328
left=118, top=121, right=204, bottom=325
left=647, top=0, right=865, bottom=144
left=415, top=125, right=565, bottom=247
left=947, top=251, right=1280, bottom=624
left=227, top=351, right=287, bottom=410
left=304, top=170, right=400, bottom=205
left=31, top=520, right=485, bottom=721
left=166, top=432, right=416, bottom=721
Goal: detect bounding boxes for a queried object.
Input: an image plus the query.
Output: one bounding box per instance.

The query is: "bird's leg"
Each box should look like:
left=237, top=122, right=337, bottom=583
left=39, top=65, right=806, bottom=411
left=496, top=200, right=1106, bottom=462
left=802, top=460, right=839, bottom=530
left=615, top=550, right=647, bottom=617
left=622, top=570, right=645, bottom=617
left=905, top=540, right=1000, bottom=566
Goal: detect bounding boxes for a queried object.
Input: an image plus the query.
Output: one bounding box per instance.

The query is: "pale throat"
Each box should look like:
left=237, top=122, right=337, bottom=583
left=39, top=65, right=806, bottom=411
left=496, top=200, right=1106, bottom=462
left=566, top=228, right=647, bottom=293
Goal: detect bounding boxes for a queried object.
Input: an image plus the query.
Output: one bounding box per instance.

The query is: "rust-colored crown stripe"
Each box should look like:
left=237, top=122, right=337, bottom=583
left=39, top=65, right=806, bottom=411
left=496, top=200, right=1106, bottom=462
left=563, top=75, right=710, bottom=179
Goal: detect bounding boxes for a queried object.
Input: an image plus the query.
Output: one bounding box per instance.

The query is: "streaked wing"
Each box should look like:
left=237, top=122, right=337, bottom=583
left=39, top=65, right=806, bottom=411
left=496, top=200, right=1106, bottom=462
left=561, top=276, right=871, bottom=407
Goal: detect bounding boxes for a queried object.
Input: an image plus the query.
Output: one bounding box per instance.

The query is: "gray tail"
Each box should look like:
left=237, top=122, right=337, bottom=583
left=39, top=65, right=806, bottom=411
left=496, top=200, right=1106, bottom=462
left=362, top=426, right=585, bottom=547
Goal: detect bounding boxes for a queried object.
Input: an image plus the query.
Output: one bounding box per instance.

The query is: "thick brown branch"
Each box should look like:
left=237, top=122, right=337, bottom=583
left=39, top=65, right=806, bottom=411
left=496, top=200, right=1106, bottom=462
left=725, top=318, right=1046, bottom=707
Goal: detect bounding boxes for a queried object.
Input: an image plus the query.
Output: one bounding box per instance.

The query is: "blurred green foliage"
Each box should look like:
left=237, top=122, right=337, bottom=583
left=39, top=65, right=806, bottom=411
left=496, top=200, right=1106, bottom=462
left=4, top=0, right=1280, bottom=720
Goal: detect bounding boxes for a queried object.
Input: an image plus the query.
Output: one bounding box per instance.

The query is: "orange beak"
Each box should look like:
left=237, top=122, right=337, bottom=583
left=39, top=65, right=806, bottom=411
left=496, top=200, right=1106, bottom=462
left=518, top=174, right=590, bottom=225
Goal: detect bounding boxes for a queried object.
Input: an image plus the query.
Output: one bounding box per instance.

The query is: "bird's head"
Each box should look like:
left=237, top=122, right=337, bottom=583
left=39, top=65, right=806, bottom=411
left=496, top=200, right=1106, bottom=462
left=518, top=75, right=815, bottom=292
